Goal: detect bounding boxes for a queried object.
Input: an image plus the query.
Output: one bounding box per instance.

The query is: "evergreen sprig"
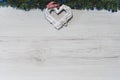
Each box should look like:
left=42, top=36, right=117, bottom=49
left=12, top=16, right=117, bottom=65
left=0, top=0, right=120, bottom=12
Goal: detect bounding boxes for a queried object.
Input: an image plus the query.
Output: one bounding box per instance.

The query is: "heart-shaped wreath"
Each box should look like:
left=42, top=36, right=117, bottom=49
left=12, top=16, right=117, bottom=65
left=44, top=1, right=73, bottom=30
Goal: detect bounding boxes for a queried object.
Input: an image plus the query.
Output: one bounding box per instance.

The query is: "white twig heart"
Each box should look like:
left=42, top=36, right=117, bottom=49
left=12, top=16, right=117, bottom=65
left=45, top=5, right=73, bottom=30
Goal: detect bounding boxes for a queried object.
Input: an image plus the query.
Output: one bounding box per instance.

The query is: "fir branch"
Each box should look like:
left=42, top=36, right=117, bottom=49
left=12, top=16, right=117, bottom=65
left=0, top=0, right=119, bottom=12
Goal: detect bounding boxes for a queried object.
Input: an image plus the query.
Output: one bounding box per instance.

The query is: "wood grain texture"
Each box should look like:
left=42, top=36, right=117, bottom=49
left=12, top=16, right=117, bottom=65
left=0, top=7, right=120, bottom=80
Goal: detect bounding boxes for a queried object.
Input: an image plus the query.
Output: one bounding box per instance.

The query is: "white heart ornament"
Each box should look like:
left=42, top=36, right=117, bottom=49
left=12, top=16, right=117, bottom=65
left=45, top=5, right=73, bottom=30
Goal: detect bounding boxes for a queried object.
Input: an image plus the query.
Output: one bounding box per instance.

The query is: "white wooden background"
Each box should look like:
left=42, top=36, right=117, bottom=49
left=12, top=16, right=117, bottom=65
left=0, top=7, right=120, bottom=80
